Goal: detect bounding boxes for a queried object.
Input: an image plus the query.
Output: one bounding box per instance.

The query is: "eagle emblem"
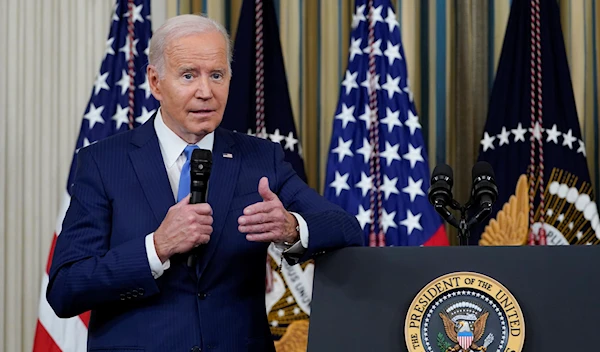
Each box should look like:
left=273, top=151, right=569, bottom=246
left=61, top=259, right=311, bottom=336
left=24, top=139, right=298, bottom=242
left=439, top=305, right=490, bottom=352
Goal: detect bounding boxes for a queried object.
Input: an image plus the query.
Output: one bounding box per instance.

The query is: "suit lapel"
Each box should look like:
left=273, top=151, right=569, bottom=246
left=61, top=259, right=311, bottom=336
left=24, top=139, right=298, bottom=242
left=197, top=128, right=240, bottom=276
left=129, top=116, right=175, bottom=225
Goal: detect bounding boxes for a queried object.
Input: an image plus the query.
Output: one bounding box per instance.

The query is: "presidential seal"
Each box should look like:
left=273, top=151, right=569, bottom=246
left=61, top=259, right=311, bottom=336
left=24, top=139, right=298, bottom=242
left=405, top=272, right=524, bottom=352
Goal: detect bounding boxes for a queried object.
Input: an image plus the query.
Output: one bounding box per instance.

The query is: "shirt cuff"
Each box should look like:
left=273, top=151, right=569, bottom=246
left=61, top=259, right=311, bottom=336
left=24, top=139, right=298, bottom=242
left=271, top=212, right=309, bottom=256
left=145, top=233, right=171, bottom=279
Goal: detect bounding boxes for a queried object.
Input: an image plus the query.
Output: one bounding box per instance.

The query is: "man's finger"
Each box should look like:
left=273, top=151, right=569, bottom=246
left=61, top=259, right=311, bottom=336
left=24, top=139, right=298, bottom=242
left=258, top=177, right=277, bottom=202
left=238, top=212, right=270, bottom=226
left=243, top=200, right=275, bottom=215
left=238, top=222, right=275, bottom=235
left=246, top=233, right=278, bottom=243
left=189, top=203, right=213, bottom=215
left=176, top=194, right=190, bottom=206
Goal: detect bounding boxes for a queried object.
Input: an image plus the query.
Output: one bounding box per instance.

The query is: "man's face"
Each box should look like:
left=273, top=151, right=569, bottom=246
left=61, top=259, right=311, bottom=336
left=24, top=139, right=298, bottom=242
left=148, top=31, right=230, bottom=143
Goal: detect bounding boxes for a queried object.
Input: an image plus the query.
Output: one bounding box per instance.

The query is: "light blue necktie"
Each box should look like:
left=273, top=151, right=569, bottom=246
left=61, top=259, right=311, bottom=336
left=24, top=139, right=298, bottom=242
left=177, top=145, right=199, bottom=202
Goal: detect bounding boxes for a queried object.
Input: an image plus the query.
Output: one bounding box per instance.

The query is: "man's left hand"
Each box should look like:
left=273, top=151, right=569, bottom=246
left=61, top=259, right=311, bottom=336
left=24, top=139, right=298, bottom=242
left=238, top=177, right=299, bottom=244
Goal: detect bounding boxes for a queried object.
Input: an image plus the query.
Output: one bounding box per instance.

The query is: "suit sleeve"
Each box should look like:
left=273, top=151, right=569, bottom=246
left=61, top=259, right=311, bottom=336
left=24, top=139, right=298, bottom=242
left=46, top=147, right=160, bottom=318
left=272, top=143, right=365, bottom=264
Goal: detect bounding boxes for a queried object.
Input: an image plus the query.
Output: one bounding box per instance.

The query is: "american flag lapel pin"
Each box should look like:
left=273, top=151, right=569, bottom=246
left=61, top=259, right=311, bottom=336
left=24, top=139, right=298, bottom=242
left=223, top=153, right=233, bottom=159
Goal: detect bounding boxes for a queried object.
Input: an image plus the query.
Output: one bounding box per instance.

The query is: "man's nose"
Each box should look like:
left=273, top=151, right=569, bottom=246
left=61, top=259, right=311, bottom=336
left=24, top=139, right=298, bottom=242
left=194, top=77, right=213, bottom=99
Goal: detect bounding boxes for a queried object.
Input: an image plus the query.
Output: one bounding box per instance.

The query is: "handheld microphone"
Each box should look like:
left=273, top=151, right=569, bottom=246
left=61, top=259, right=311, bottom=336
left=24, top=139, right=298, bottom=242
left=188, top=149, right=212, bottom=267
left=467, top=161, right=499, bottom=226
left=428, top=164, right=459, bottom=228
left=190, top=149, right=212, bottom=204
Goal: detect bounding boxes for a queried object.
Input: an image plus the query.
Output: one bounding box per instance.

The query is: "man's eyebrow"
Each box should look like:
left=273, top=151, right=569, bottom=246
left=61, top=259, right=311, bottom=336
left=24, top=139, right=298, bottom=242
left=178, top=66, right=198, bottom=73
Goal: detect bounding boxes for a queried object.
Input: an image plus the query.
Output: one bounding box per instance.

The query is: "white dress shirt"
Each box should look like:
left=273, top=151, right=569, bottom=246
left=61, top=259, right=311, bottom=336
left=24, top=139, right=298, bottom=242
left=144, top=109, right=309, bottom=279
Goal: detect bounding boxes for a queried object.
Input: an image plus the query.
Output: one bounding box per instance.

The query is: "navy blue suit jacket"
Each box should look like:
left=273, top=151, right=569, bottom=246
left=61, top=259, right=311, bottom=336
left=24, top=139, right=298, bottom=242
left=46, top=118, right=363, bottom=352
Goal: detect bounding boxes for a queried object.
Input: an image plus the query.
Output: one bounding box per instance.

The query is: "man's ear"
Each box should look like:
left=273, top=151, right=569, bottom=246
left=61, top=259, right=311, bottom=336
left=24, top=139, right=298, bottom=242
left=147, top=65, right=162, bottom=101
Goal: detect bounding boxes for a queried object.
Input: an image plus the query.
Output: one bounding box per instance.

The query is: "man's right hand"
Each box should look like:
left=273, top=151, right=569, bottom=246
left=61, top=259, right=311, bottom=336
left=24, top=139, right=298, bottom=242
left=154, top=195, right=213, bottom=263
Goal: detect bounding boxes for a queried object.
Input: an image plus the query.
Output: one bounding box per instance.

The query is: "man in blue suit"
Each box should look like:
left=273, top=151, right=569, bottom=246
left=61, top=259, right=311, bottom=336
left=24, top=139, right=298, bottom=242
left=46, top=14, right=363, bottom=352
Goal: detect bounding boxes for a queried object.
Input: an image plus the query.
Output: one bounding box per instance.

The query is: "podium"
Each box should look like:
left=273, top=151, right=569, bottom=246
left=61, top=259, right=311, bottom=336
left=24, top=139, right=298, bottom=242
left=307, top=246, right=599, bottom=351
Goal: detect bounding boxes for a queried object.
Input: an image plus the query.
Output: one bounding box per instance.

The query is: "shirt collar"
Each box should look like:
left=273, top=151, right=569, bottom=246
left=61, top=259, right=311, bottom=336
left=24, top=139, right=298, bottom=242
left=154, top=108, right=215, bottom=168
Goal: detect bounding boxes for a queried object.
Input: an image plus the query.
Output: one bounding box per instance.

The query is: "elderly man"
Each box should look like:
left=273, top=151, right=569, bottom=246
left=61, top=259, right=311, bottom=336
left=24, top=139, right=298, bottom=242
left=46, top=14, right=363, bottom=352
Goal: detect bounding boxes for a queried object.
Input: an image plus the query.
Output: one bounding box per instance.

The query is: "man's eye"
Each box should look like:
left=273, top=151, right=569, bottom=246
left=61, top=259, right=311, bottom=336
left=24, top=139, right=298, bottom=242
left=183, top=73, right=193, bottom=80
left=211, top=73, right=223, bottom=80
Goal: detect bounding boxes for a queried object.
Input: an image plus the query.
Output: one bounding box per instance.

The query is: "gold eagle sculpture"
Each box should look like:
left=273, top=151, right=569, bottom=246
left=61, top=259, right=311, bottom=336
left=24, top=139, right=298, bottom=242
left=479, top=175, right=529, bottom=246
left=439, top=311, right=489, bottom=352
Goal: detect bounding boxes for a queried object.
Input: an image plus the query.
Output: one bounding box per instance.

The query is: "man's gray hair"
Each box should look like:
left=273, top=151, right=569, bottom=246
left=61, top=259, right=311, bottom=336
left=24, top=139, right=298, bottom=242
left=149, top=14, right=232, bottom=78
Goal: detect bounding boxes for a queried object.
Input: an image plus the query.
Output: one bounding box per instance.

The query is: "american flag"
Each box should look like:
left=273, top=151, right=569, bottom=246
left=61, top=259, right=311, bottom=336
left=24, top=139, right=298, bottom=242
left=324, top=0, right=448, bottom=247
left=33, top=1, right=158, bottom=350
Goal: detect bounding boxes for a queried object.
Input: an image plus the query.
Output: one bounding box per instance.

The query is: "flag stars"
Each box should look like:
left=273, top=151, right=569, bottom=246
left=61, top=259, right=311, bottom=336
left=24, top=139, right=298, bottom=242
left=403, top=177, right=425, bottom=202
left=129, top=4, right=144, bottom=23
left=557, top=213, right=565, bottom=223
left=112, top=105, right=130, bottom=130
left=369, top=5, right=385, bottom=25
left=384, top=42, right=402, bottom=65
left=358, top=105, right=373, bottom=130
left=293, top=307, right=301, bottom=315
left=284, top=132, right=298, bottom=152
left=105, top=37, right=115, bottom=56
left=401, top=209, right=423, bottom=235
left=351, top=4, right=366, bottom=29
left=329, top=171, right=350, bottom=196
left=577, top=231, right=584, bottom=240
left=119, top=36, right=139, bottom=61
left=380, top=107, right=402, bottom=133
left=341, top=70, right=359, bottom=95
left=562, top=129, right=576, bottom=149
left=511, top=123, right=527, bottom=142
left=116, top=70, right=131, bottom=95
left=331, top=137, right=354, bottom=163
left=335, top=103, right=356, bottom=128
left=404, top=110, right=421, bottom=135
left=546, top=208, right=554, bottom=217
left=403, top=143, right=424, bottom=168
left=135, top=107, right=155, bottom=125
left=354, top=172, right=373, bottom=197
left=528, top=122, right=544, bottom=141
left=356, top=138, right=372, bottom=163
left=84, top=103, right=105, bottom=129
left=497, top=127, right=511, bottom=146
left=480, top=132, right=496, bottom=152
left=360, top=71, right=381, bottom=94
left=384, top=7, right=399, bottom=33
left=269, top=129, right=285, bottom=144
left=355, top=205, right=372, bottom=230
left=380, top=208, right=397, bottom=234
left=349, top=37, right=363, bottom=61
left=362, top=39, right=383, bottom=56
left=381, top=74, right=402, bottom=99
left=545, top=124, right=561, bottom=144
left=138, top=74, right=152, bottom=99
left=381, top=175, right=400, bottom=200
left=577, top=140, right=586, bottom=156
left=93, top=72, right=110, bottom=95
left=380, top=141, right=401, bottom=166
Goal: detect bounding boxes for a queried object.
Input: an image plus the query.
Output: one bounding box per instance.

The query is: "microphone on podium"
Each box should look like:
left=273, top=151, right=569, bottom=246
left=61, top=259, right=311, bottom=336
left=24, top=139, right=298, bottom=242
left=427, top=161, right=498, bottom=245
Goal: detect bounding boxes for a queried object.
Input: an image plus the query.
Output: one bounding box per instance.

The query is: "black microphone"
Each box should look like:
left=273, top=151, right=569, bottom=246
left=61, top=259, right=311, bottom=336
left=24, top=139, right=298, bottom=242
left=428, top=164, right=459, bottom=228
left=467, top=161, right=498, bottom=226
left=470, top=161, right=498, bottom=209
left=187, top=149, right=212, bottom=267
left=190, top=149, right=212, bottom=204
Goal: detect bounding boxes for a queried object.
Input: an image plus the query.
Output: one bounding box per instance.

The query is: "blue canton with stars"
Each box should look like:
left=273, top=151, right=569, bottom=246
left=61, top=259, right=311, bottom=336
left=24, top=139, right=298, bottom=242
left=324, top=0, right=444, bottom=246
left=67, top=0, right=159, bottom=190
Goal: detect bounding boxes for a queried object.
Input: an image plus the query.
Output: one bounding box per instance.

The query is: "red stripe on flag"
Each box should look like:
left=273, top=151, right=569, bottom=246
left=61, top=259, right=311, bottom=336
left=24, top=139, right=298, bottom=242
left=33, top=321, right=62, bottom=352
left=423, top=225, right=450, bottom=246
left=79, top=311, right=91, bottom=328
